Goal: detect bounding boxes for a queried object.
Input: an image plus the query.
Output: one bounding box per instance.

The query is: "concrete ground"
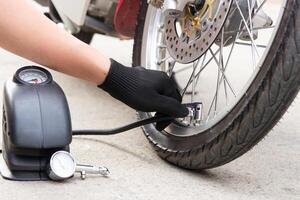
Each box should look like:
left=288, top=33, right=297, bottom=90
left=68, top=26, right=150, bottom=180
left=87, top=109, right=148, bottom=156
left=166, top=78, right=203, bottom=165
left=0, top=31, right=299, bottom=199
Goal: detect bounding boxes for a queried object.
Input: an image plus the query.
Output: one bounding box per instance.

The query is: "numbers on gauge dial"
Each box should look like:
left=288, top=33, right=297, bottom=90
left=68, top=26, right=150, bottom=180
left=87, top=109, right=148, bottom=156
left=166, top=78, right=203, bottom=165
left=18, top=69, right=48, bottom=84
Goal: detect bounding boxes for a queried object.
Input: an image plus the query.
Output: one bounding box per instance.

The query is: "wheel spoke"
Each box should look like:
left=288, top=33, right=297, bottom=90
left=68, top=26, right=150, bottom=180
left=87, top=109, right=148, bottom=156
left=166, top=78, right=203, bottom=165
left=235, top=41, right=267, bottom=48
left=209, top=48, right=236, bottom=97
left=255, top=0, right=267, bottom=16
left=225, top=35, right=239, bottom=69
left=167, top=58, right=176, bottom=76
left=181, top=59, right=201, bottom=96
left=206, top=34, right=237, bottom=118
left=181, top=36, right=234, bottom=93
left=207, top=31, right=240, bottom=117
left=207, top=35, right=240, bottom=118
left=157, top=44, right=167, bottom=49
left=252, top=25, right=275, bottom=31
left=220, top=28, right=229, bottom=104
left=180, top=50, right=215, bottom=96
left=214, top=68, right=221, bottom=116
left=195, top=51, right=208, bottom=85
left=191, top=61, right=197, bottom=102
left=174, top=49, right=216, bottom=74
left=156, top=55, right=171, bottom=65
left=247, top=0, right=257, bottom=69
left=224, top=25, right=275, bottom=35
left=207, top=65, right=221, bottom=118
left=234, top=0, right=260, bottom=57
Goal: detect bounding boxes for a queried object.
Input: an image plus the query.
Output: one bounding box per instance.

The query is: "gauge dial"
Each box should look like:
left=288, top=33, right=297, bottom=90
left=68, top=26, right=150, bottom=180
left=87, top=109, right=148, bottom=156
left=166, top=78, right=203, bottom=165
left=14, top=66, right=52, bottom=85
left=50, top=151, right=76, bottom=179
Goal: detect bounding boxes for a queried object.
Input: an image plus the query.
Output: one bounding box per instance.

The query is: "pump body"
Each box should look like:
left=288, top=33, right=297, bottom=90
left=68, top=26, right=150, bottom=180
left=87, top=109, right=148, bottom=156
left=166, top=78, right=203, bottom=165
left=0, top=66, right=72, bottom=181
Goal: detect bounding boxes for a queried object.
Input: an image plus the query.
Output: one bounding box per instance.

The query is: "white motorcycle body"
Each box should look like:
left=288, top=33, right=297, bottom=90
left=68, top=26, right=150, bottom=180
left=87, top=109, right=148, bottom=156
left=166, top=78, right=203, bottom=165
left=51, top=0, right=117, bottom=34
left=51, top=0, right=90, bottom=32
left=52, top=0, right=90, bottom=26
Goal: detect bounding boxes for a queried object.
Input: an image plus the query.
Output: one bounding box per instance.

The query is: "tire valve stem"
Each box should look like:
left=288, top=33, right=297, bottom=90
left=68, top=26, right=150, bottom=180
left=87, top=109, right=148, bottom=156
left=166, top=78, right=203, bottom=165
left=195, top=103, right=203, bottom=125
left=183, top=102, right=203, bottom=126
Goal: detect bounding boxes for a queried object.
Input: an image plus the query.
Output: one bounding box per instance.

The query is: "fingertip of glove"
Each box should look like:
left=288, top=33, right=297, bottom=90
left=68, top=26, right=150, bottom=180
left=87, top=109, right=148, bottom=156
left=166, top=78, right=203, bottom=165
left=155, top=124, right=164, bottom=132
left=155, top=121, right=171, bottom=131
left=178, top=105, right=189, bottom=118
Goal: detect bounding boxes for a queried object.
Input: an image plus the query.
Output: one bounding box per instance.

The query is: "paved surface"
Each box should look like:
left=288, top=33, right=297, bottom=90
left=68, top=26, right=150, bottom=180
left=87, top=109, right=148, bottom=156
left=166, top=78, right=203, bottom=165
left=0, top=32, right=299, bottom=200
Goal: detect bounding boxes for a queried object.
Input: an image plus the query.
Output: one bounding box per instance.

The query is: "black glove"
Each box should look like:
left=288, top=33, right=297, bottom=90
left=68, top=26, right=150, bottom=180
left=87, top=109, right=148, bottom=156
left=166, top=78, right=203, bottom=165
left=98, top=59, right=189, bottom=131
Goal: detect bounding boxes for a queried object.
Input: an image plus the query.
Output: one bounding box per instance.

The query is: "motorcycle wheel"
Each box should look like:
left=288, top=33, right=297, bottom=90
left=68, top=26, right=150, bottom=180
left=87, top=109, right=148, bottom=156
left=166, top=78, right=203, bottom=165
left=133, top=0, right=300, bottom=169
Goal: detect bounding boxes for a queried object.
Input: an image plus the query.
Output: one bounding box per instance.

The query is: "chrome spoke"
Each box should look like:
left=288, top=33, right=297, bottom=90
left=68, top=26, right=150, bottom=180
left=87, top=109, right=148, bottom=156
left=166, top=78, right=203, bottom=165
left=194, top=50, right=216, bottom=80
left=225, top=0, right=269, bottom=35
left=220, top=27, right=229, bottom=104
left=167, top=58, right=176, bottom=76
left=225, top=35, right=239, bottom=70
left=190, top=36, right=233, bottom=86
left=175, top=49, right=217, bottom=74
left=252, top=26, right=275, bottom=31
left=156, top=55, right=170, bottom=65
left=247, top=0, right=257, bottom=69
left=209, top=48, right=236, bottom=97
left=195, top=51, right=208, bottom=86
left=234, top=0, right=260, bottom=56
left=255, top=0, right=267, bottom=16
left=181, top=59, right=201, bottom=96
left=191, top=61, right=197, bottom=102
left=207, top=32, right=240, bottom=117
left=224, top=25, right=275, bottom=35
left=214, top=68, right=221, bottom=116
left=235, top=41, right=267, bottom=48
left=157, top=44, right=167, bottom=49
left=180, top=50, right=217, bottom=95
left=207, top=65, right=221, bottom=118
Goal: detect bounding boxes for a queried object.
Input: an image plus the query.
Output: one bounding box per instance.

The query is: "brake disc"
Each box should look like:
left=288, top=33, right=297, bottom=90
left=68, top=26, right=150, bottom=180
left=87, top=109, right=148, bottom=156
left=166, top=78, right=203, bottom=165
left=164, top=0, right=233, bottom=64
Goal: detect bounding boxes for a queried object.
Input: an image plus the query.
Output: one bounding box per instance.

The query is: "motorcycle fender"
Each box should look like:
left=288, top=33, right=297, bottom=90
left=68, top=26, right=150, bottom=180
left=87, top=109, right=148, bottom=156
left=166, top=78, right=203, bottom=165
left=51, top=0, right=91, bottom=26
left=114, top=0, right=140, bottom=38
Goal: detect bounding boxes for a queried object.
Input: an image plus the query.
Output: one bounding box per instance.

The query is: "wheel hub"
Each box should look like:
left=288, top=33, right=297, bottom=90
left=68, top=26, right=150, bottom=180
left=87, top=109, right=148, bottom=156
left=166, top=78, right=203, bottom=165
left=181, top=0, right=214, bottom=37
left=164, top=0, right=232, bottom=64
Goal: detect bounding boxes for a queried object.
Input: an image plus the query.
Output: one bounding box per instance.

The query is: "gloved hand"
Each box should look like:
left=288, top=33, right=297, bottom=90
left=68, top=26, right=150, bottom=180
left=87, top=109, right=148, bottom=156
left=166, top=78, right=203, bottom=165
left=98, top=59, right=189, bottom=131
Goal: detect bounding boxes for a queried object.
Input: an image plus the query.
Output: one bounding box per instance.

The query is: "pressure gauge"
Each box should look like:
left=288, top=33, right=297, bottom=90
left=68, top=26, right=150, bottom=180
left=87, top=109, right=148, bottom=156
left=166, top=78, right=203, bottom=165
left=48, top=151, right=76, bottom=181
left=48, top=151, right=110, bottom=181
left=14, top=66, right=52, bottom=85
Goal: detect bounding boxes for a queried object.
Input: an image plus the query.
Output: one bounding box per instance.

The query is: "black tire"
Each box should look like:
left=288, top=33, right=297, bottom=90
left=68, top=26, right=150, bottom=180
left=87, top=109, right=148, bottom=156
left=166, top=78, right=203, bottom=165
left=133, top=0, right=300, bottom=169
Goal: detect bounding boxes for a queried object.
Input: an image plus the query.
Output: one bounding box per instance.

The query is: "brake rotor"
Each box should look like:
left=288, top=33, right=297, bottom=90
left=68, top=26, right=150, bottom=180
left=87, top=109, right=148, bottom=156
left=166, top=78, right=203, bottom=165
left=164, top=0, right=233, bottom=64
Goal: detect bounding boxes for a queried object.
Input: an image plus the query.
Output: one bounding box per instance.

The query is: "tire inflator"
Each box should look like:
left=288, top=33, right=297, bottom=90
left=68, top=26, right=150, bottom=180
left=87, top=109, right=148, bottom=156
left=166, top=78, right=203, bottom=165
left=0, top=66, right=72, bottom=181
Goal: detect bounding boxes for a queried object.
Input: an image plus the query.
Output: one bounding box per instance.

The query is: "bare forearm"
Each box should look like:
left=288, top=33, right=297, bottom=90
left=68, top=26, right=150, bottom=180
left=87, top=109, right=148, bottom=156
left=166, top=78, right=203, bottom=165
left=0, top=0, right=110, bottom=84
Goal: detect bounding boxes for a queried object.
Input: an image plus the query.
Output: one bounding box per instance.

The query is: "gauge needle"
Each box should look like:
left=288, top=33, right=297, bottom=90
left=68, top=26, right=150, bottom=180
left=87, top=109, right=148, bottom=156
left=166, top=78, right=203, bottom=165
left=29, top=79, right=38, bottom=84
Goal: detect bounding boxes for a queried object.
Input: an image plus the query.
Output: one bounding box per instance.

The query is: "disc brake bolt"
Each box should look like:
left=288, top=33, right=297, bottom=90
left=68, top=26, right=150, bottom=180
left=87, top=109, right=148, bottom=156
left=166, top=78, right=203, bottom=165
left=191, top=0, right=206, bottom=15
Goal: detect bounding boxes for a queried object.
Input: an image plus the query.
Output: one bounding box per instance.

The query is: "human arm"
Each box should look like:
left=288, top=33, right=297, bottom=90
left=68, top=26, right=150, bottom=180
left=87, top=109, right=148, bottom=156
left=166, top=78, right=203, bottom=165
left=0, top=0, right=110, bottom=84
left=0, top=0, right=188, bottom=129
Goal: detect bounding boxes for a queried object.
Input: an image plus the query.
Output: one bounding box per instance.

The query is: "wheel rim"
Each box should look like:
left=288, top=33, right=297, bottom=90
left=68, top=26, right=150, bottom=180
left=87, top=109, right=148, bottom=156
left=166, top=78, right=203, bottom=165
left=141, top=0, right=286, bottom=136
